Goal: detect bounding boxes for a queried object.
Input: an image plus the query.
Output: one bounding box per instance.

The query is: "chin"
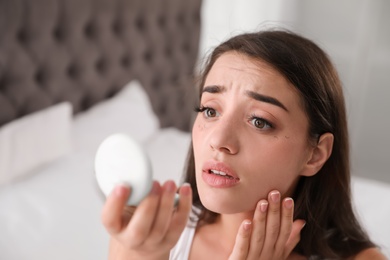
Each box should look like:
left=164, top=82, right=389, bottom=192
left=199, top=190, right=256, bottom=214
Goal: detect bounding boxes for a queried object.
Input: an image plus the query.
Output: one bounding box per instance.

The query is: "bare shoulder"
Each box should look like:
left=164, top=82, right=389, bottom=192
left=353, top=248, right=388, bottom=260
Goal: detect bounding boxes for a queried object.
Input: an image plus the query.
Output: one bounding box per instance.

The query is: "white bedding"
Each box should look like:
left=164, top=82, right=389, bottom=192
left=352, top=177, right=390, bottom=255
left=0, top=81, right=388, bottom=259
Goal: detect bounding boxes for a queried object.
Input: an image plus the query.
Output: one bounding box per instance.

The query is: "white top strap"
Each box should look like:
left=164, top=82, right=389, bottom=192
left=169, top=207, right=200, bottom=260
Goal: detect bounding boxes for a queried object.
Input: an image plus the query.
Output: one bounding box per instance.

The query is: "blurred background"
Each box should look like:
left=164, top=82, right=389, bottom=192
left=200, top=0, right=390, bottom=184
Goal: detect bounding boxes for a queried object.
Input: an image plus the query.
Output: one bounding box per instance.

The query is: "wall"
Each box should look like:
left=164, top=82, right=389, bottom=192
left=199, top=0, right=390, bottom=183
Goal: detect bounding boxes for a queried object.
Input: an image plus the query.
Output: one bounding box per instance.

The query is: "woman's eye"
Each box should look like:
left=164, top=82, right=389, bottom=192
left=250, top=117, right=273, bottom=129
left=195, top=106, right=218, bottom=118
left=204, top=108, right=217, bottom=118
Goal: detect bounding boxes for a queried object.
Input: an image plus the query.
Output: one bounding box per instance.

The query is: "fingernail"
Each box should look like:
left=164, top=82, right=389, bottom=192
left=164, top=180, right=176, bottom=192
left=270, top=191, right=280, bottom=203
left=180, top=183, right=191, bottom=196
left=243, top=220, right=252, bottom=231
left=150, top=181, right=161, bottom=195
left=115, top=183, right=130, bottom=197
left=302, top=221, right=306, bottom=229
left=259, top=201, right=268, bottom=213
left=284, top=198, right=294, bottom=209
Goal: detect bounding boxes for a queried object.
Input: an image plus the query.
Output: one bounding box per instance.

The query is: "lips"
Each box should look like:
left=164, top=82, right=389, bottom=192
left=201, top=161, right=240, bottom=187
left=208, top=169, right=236, bottom=179
left=209, top=169, right=229, bottom=177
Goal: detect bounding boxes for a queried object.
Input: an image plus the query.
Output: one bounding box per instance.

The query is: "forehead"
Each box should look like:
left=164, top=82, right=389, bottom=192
left=203, top=52, right=306, bottom=112
left=206, top=52, right=290, bottom=88
left=212, top=52, right=274, bottom=74
left=206, top=52, right=297, bottom=91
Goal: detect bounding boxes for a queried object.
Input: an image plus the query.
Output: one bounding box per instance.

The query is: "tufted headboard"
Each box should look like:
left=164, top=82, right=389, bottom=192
left=0, top=0, right=201, bottom=131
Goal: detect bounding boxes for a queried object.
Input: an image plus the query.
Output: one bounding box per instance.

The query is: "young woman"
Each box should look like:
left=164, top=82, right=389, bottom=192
left=102, top=30, right=386, bottom=259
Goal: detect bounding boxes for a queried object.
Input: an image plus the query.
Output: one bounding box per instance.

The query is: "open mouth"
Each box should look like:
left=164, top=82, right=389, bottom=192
left=209, top=169, right=236, bottom=179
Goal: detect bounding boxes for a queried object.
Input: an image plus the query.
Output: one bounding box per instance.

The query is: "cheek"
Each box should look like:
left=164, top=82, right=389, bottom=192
left=192, top=119, right=205, bottom=167
left=271, top=135, right=308, bottom=166
left=192, top=120, right=202, bottom=151
left=243, top=139, right=308, bottom=195
left=192, top=114, right=209, bottom=146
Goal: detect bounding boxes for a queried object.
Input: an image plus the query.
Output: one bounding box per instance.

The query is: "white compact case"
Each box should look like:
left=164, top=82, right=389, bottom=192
left=94, top=133, right=153, bottom=206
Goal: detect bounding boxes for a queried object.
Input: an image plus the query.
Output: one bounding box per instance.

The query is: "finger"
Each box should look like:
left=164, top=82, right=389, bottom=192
left=228, top=220, right=252, bottom=260
left=122, top=205, right=137, bottom=223
left=122, top=181, right=161, bottom=247
left=274, top=198, right=294, bottom=252
left=147, top=180, right=178, bottom=244
left=101, top=184, right=131, bottom=235
left=262, top=190, right=281, bottom=254
left=284, top=219, right=306, bottom=256
left=164, top=183, right=193, bottom=245
left=247, top=200, right=268, bottom=258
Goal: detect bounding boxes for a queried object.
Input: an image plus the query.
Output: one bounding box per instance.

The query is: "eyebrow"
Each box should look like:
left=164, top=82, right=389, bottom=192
left=246, top=90, right=288, bottom=111
left=202, top=85, right=288, bottom=112
left=202, top=85, right=225, bottom=94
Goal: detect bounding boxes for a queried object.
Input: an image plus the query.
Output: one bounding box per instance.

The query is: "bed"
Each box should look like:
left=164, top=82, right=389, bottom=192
left=0, top=0, right=199, bottom=259
left=0, top=0, right=389, bottom=259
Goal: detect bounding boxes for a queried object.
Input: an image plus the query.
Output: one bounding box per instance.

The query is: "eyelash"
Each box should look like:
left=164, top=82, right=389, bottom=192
left=248, top=114, right=274, bottom=130
left=194, top=106, right=274, bottom=130
left=194, top=105, right=207, bottom=113
left=194, top=106, right=217, bottom=118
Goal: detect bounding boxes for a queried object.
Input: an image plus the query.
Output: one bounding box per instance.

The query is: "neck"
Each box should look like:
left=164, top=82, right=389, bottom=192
left=212, top=211, right=254, bottom=251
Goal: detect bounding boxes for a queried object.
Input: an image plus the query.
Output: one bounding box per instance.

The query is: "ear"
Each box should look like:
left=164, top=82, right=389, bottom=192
left=300, top=133, right=334, bottom=177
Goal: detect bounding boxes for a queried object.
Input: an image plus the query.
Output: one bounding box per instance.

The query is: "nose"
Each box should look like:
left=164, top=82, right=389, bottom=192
left=209, top=115, right=240, bottom=155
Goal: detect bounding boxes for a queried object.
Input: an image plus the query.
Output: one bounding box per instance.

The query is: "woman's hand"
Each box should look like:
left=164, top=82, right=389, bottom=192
left=101, top=180, right=192, bottom=260
left=229, top=190, right=306, bottom=260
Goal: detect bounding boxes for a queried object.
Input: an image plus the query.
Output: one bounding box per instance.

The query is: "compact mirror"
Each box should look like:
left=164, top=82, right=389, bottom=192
left=94, top=133, right=153, bottom=206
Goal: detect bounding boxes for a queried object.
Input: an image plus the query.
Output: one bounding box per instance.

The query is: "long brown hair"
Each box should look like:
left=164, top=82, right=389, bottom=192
left=183, top=29, right=375, bottom=258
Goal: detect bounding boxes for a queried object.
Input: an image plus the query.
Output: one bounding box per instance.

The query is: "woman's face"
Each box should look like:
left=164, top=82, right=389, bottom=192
left=192, top=52, right=313, bottom=214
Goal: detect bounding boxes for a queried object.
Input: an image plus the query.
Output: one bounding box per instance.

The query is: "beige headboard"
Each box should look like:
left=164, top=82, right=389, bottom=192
left=0, top=0, right=202, bottom=131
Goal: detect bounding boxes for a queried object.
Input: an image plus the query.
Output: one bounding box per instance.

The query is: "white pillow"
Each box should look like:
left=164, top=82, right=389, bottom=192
left=73, top=80, right=159, bottom=153
left=144, top=127, right=191, bottom=184
left=0, top=102, right=73, bottom=185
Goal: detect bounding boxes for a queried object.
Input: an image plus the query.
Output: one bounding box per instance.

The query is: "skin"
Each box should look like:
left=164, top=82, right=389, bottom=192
left=190, top=52, right=318, bottom=259
left=101, top=52, right=385, bottom=259
left=103, top=181, right=193, bottom=259
left=192, top=52, right=318, bottom=215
